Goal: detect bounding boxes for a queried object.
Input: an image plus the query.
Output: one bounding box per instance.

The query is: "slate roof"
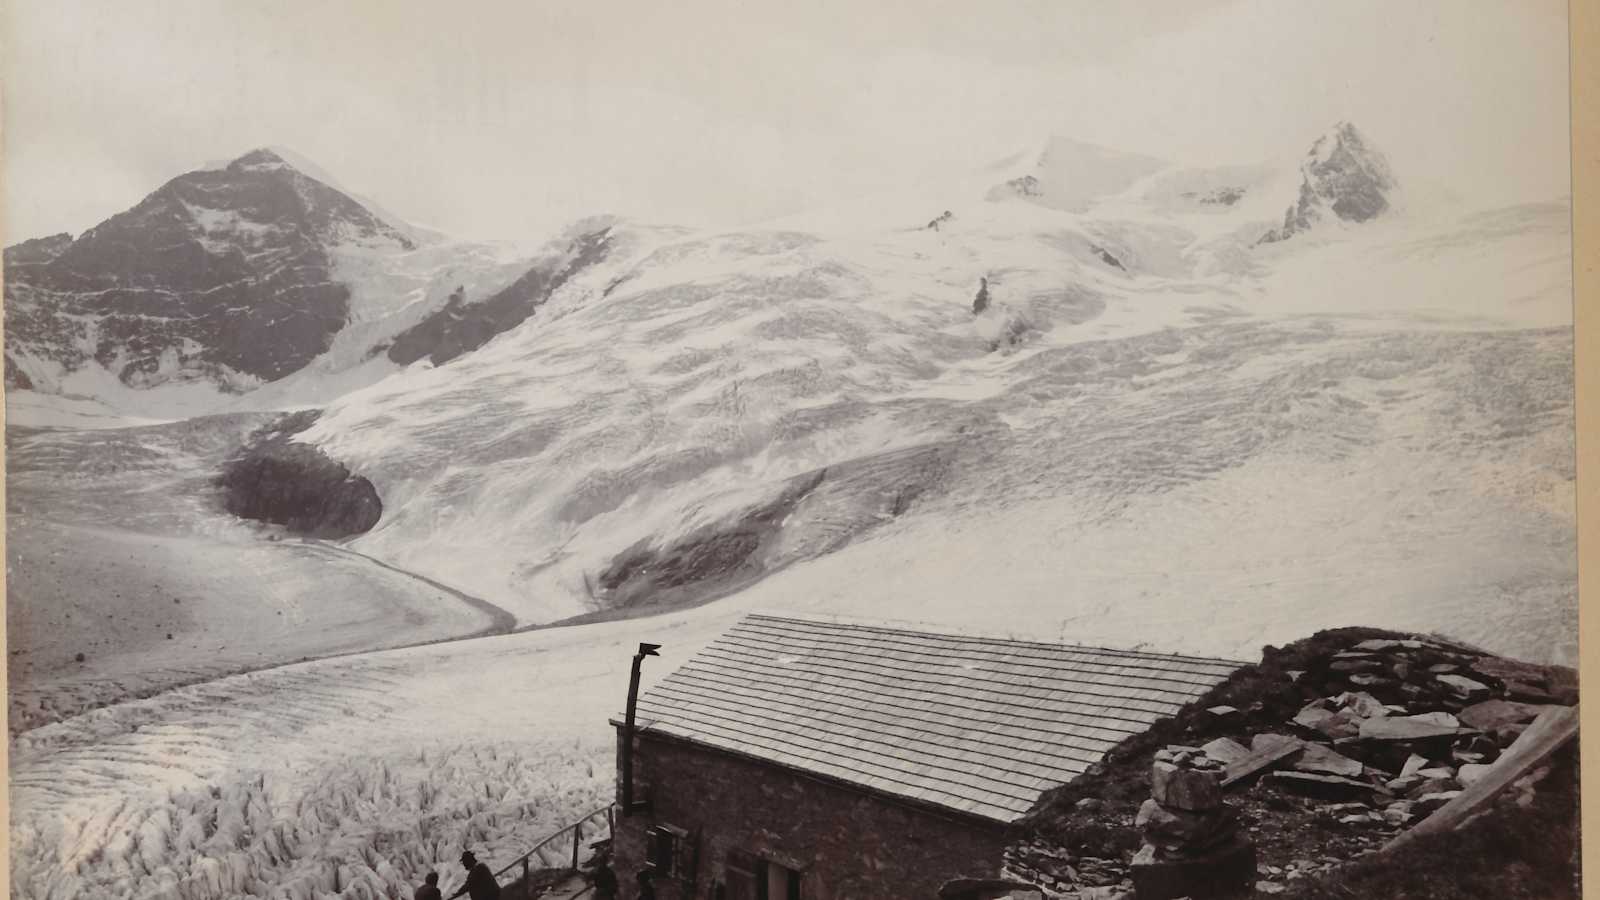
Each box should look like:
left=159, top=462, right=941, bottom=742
left=627, top=612, right=1245, bottom=824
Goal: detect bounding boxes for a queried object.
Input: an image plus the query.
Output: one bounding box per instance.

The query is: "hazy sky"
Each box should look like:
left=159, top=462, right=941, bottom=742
left=2, top=0, right=1571, bottom=243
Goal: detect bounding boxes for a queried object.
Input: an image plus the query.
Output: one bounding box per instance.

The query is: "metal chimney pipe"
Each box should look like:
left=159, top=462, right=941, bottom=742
left=621, top=642, right=661, bottom=816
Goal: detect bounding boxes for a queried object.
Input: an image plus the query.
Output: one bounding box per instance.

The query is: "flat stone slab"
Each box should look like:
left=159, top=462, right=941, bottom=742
left=1264, top=771, right=1385, bottom=802
left=1222, top=737, right=1305, bottom=788
left=1413, top=790, right=1463, bottom=814
left=1359, top=714, right=1464, bottom=741
left=1293, top=743, right=1364, bottom=778
left=1200, top=737, right=1251, bottom=767
left=1399, top=754, right=1429, bottom=777
left=1435, top=673, right=1490, bottom=697
left=1458, top=699, right=1550, bottom=733
left=1353, top=639, right=1424, bottom=652
left=1295, top=706, right=1363, bottom=740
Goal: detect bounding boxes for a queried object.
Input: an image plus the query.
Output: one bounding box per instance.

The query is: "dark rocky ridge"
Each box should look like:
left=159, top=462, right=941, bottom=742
left=3, top=233, right=73, bottom=269
left=1260, top=122, right=1396, bottom=244
left=1180, top=187, right=1246, bottom=207
left=575, top=440, right=959, bottom=625
left=216, top=409, right=383, bottom=537
left=4, top=149, right=414, bottom=390
left=597, top=469, right=828, bottom=608
left=387, top=226, right=613, bottom=367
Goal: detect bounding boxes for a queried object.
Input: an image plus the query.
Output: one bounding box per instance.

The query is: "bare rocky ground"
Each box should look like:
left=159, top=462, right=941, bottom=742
left=1009, top=628, right=1579, bottom=899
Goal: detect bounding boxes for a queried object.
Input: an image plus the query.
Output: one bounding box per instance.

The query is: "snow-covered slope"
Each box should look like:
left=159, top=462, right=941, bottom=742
left=985, top=136, right=1169, bottom=213
left=3, top=125, right=1575, bottom=900
left=274, top=128, right=1572, bottom=635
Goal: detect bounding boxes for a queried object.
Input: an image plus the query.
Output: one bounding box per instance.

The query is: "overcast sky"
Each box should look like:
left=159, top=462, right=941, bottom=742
left=2, top=0, right=1571, bottom=243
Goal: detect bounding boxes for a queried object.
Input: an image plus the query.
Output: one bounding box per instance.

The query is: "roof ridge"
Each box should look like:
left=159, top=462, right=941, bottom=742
left=741, top=610, right=1250, bottom=666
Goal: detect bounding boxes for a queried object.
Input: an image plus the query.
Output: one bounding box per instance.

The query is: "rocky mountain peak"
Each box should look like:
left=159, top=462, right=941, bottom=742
left=4, top=149, right=419, bottom=393
left=226, top=147, right=296, bottom=173
left=1260, top=122, right=1396, bottom=243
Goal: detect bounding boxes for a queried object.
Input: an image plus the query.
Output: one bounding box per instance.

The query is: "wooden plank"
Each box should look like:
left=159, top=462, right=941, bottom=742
left=1384, top=704, right=1578, bottom=851
left=1221, top=738, right=1305, bottom=788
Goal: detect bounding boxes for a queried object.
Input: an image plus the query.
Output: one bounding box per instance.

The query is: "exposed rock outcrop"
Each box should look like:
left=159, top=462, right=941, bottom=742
left=1259, top=122, right=1396, bottom=244
left=973, top=277, right=992, bottom=315
left=991, top=174, right=1043, bottom=200
left=4, top=149, right=415, bottom=391
left=596, top=469, right=827, bottom=609
left=1179, top=187, right=1246, bottom=207
left=1089, top=245, right=1126, bottom=271
left=5, top=354, right=33, bottom=390
left=1013, top=628, right=1578, bottom=899
left=216, top=410, right=382, bottom=537
left=387, top=226, right=613, bottom=367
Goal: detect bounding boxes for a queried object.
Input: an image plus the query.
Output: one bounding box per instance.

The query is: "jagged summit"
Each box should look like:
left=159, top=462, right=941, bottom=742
left=227, top=147, right=295, bottom=171
left=1259, top=121, right=1396, bottom=243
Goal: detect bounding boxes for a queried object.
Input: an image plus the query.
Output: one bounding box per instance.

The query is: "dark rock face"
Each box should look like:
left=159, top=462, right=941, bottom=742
left=216, top=409, right=382, bottom=538
left=3, top=233, right=73, bottom=269
left=1180, top=187, right=1246, bottom=207
left=996, top=174, right=1043, bottom=198
left=5, top=355, right=33, bottom=390
left=4, top=149, right=414, bottom=390
left=972, top=277, right=992, bottom=315
left=597, top=469, right=827, bottom=608
left=387, top=226, right=612, bottom=367
left=1090, top=245, right=1126, bottom=271
left=1260, top=122, right=1395, bottom=244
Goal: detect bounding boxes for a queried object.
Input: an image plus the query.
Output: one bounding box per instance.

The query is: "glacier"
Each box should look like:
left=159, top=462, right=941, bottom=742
left=3, top=126, right=1575, bottom=898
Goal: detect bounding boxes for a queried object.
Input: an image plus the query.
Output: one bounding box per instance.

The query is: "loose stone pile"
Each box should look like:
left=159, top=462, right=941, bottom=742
left=1001, top=632, right=1578, bottom=900
left=1129, top=748, right=1255, bottom=899
left=1227, top=636, right=1572, bottom=839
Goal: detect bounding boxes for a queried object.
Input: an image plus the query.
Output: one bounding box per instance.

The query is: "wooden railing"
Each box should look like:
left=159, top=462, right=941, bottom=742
left=493, top=803, right=616, bottom=895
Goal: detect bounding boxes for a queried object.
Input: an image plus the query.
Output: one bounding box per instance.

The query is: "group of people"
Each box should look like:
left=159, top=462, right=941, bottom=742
left=414, top=851, right=502, bottom=900
left=413, top=849, right=632, bottom=900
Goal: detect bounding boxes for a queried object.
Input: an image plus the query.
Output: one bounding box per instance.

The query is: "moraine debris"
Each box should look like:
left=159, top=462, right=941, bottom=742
left=1012, top=627, right=1577, bottom=899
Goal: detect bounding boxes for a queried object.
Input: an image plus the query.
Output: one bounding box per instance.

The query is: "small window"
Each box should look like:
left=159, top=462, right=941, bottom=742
left=646, top=824, right=693, bottom=879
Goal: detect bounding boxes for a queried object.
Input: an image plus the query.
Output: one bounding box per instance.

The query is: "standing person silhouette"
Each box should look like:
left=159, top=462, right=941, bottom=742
left=448, top=851, right=501, bottom=900
left=415, top=872, right=442, bottom=900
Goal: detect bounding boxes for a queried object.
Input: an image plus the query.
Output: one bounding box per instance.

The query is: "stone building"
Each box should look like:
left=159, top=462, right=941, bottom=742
left=611, top=613, right=1241, bottom=900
